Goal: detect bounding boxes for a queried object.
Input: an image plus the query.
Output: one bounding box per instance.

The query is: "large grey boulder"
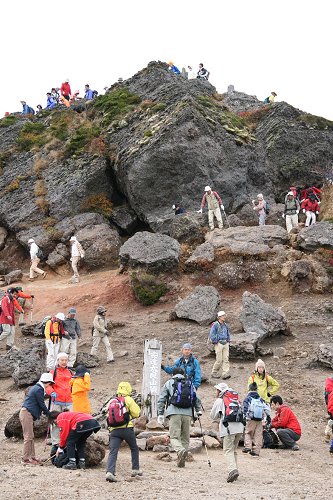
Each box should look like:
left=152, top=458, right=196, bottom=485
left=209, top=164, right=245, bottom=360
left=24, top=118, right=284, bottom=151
left=206, top=225, right=288, bottom=256
left=0, top=355, right=16, bottom=378
left=119, top=231, right=181, bottom=272
left=230, top=332, right=261, bottom=360
left=46, top=243, right=70, bottom=269
left=168, top=213, right=205, bottom=244
left=239, top=291, right=289, bottom=340
left=110, top=205, right=138, bottom=234
left=4, top=269, right=23, bottom=285
left=4, top=410, right=48, bottom=438
left=298, top=222, right=333, bottom=251
left=11, top=341, right=45, bottom=387
left=75, top=352, right=99, bottom=368
left=214, top=261, right=267, bottom=289
left=316, top=344, right=333, bottom=369
left=172, top=285, right=220, bottom=325
left=186, top=242, right=215, bottom=269
left=76, top=223, right=121, bottom=269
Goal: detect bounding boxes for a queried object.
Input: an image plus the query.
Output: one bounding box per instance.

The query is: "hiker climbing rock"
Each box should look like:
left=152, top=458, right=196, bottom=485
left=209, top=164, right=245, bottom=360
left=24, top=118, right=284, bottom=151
left=264, top=91, right=277, bottom=104
left=210, top=382, right=244, bottom=483
left=19, top=373, right=54, bottom=465
left=49, top=410, right=100, bottom=470
left=60, top=79, right=71, bottom=101
left=197, top=63, right=209, bottom=80
left=301, top=192, right=320, bottom=227
left=168, top=61, right=181, bottom=74
left=172, top=203, right=186, bottom=215
left=198, top=185, right=224, bottom=231
left=44, top=313, right=66, bottom=370
left=161, top=342, right=201, bottom=388
left=28, top=238, right=47, bottom=281
left=247, top=359, right=280, bottom=403
left=271, top=395, right=301, bottom=450
left=283, top=191, right=300, bottom=233
left=157, top=367, right=202, bottom=468
left=106, top=381, right=141, bottom=482
left=90, top=306, right=114, bottom=363
left=70, top=365, right=91, bottom=413
left=252, top=193, right=267, bottom=225
left=61, top=308, right=81, bottom=368
left=242, top=382, right=271, bottom=456
left=15, top=287, right=34, bottom=326
left=209, top=310, right=231, bottom=380
left=0, top=287, right=22, bottom=351
left=69, top=236, right=85, bottom=283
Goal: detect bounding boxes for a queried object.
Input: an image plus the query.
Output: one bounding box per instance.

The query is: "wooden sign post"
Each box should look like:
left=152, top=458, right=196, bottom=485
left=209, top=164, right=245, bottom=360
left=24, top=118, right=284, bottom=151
left=142, top=339, right=162, bottom=419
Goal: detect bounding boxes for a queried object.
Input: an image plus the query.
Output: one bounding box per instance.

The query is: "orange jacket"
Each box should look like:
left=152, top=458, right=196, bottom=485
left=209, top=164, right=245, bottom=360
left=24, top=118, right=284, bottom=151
left=69, top=374, right=91, bottom=413
left=45, top=366, right=72, bottom=403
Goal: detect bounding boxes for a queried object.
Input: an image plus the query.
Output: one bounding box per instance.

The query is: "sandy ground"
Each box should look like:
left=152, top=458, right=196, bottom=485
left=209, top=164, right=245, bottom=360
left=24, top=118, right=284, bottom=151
left=1, top=268, right=333, bottom=499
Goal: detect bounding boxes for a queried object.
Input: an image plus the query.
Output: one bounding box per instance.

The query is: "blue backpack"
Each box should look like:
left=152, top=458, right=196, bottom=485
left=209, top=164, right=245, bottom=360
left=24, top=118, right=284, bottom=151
left=249, top=398, right=265, bottom=421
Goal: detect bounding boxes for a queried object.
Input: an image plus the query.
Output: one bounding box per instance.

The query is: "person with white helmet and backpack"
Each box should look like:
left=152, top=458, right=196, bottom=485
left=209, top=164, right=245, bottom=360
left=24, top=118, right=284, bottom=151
left=198, top=185, right=224, bottom=230
left=69, top=236, right=85, bottom=283
left=28, top=238, right=47, bottom=281
left=44, top=313, right=66, bottom=370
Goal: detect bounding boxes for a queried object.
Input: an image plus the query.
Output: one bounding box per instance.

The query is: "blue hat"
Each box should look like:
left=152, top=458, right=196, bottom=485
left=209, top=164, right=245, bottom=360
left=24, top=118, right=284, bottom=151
left=182, top=343, right=192, bottom=349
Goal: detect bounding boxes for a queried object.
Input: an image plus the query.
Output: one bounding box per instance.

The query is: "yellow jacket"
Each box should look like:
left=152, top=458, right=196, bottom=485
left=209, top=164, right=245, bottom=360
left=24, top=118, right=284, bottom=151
left=247, top=372, right=280, bottom=403
left=108, top=381, right=140, bottom=431
left=69, top=374, right=91, bottom=414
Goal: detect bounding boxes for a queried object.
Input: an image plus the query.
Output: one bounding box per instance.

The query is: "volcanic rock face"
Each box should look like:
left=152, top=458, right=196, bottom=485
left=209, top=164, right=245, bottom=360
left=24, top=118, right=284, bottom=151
left=172, top=285, right=220, bottom=325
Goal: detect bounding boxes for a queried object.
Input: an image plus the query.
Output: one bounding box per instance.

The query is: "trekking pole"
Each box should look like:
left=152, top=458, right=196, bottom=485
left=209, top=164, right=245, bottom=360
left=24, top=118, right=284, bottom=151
left=30, top=297, right=34, bottom=324
left=40, top=454, right=56, bottom=466
left=198, top=417, right=211, bottom=467
left=223, top=209, right=230, bottom=228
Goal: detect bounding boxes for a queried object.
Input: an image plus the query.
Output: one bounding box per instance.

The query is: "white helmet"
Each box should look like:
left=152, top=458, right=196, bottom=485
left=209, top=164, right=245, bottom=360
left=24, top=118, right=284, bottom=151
left=204, top=186, right=211, bottom=192
left=28, top=238, right=34, bottom=244
left=55, top=312, right=65, bottom=321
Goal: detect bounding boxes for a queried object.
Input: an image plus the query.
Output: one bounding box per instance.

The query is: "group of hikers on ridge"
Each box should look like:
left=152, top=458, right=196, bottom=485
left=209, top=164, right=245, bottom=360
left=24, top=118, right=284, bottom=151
left=172, top=183, right=322, bottom=233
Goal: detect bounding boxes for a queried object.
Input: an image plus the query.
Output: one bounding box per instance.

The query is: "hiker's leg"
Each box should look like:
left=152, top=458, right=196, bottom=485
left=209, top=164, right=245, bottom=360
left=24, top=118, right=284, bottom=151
left=223, top=434, right=237, bottom=473
left=208, top=210, right=214, bottom=230
left=68, top=338, right=77, bottom=368
left=221, top=343, right=230, bottom=376
left=291, top=214, right=298, bottom=229
left=30, top=257, right=44, bottom=276
left=50, top=403, right=65, bottom=445
left=0, top=324, right=14, bottom=348
left=211, top=342, right=223, bottom=375
left=45, top=341, right=56, bottom=371
left=123, top=428, right=140, bottom=470
left=305, top=211, right=311, bottom=227
left=107, top=429, right=122, bottom=474
left=76, top=431, right=93, bottom=459
left=252, top=421, right=263, bottom=454
left=66, top=430, right=79, bottom=459
left=60, top=337, right=70, bottom=355
left=259, top=213, right=265, bottom=225
left=244, top=420, right=255, bottom=450
left=101, top=335, right=114, bottom=362
left=277, top=428, right=300, bottom=448
left=285, top=215, right=292, bottom=233
left=180, top=415, right=191, bottom=450
left=310, top=212, right=316, bottom=225
left=215, top=207, right=223, bottom=228
left=91, top=335, right=101, bottom=356
left=233, top=433, right=241, bottom=468
left=19, top=408, right=35, bottom=461
left=71, top=256, right=80, bottom=279
left=54, top=343, right=60, bottom=363
left=169, top=414, right=183, bottom=453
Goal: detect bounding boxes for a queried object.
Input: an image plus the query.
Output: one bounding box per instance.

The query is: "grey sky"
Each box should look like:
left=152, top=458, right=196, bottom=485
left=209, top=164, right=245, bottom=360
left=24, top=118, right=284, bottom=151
left=1, top=0, right=332, bottom=120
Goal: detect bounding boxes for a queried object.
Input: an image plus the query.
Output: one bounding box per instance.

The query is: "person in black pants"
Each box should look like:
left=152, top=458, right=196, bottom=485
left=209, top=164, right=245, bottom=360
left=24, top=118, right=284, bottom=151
left=106, top=381, right=141, bottom=482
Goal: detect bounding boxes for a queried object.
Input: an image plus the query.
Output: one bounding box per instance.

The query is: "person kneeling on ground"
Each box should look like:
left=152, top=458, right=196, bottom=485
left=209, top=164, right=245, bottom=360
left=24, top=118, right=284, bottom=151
left=49, top=410, right=100, bottom=470
left=242, top=382, right=271, bottom=457
left=157, top=367, right=202, bottom=468
left=106, top=381, right=141, bottom=482
left=270, top=395, right=301, bottom=450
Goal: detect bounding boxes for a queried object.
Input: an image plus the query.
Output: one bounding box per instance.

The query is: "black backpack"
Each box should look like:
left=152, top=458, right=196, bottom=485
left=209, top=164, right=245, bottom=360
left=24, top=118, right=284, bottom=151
left=169, top=378, right=196, bottom=409
left=92, top=90, right=98, bottom=98
left=37, top=247, right=45, bottom=260
left=39, top=316, right=51, bottom=338
left=28, top=106, right=35, bottom=115
left=263, top=429, right=279, bottom=448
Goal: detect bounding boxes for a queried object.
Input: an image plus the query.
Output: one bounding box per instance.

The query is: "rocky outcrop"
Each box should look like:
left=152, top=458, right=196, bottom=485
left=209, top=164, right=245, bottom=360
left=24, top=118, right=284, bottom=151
left=75, top=223, right=121, bottom=269
left=119, top=231, right=181, bottom=272
left=11, top=341, right=45, bottom=387
left=298, top=222, right=333, bottom=252
left=110, top=205, right=138, bottom=235
left=316, top=344, right=333, bottom=369
left=75, top=352, right=99, bottom=368
left=230, top=332, right=261, bottom=360
left=168, top=213, right=205, bottom=244
left=172, top=285, right=220, bottom=325
left=186, top=242, right=215, bottom=269
left=4, top=410, right=48, bottom=438
left=239, top=292, right=290, bottom=340
left=85, top=437, right=106, bottom=466
left=214, top=260, right=267, bottom=289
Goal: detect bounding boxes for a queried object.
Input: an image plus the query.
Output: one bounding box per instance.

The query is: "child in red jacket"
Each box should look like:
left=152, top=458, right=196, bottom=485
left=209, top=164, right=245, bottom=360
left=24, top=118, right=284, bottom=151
left=271, top=396, right=301, bottom=450
left=301, top=193, right=320, bottom=227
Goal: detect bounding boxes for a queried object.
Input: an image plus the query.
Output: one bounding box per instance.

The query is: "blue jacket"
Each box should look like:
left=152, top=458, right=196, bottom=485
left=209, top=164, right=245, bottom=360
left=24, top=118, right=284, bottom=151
left=22, top=382, right=50, bottom=420
left=243, top=391, right=271, bottom=421
left=85, top=89, right=94, bottom=100
left=162, top=354, right=201, bottom=388
left=170, top=65, right=180, bottom=74
left=209, top=321, right=230, bottom=344
left=46, top=96, right=57, bottom=109
left=22, top=103, right=30, bottom=114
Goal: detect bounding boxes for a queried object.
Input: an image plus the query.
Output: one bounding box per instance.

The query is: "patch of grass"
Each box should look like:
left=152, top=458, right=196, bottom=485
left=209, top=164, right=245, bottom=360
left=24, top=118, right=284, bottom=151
left=151, top=102, right=166, bottom=112
left=0, top=115, right=18, bottom=128
left=0, top=151, right=12, bottom=171
left=33, top=156, right=48, bottom=174
left=297, top=114, right=333, bottom=131
left=42, top=217, right=57, bottom=229
left=49, top=110, right=73, bottom=141
left=238, top=106, right=271, bottom=130
left=87, top=136, right=107, bottom=156
left=197, top=96, right=214, bottom=108
left=81, top=193, right=113, bottom=218
left=16, top=122, right=47, bottom=151
left=65, top=124, right=101, bottom=157
left=35, top=197, right=49, bottom=213
left=45, top=227, right=62, bottom=240
left=4, top=178, right=20, bottom=193
left=144, top=130, right=153, bottom=138
left=93, top=88, right=141, bottom=126
left=131, top=272, right=168, bottom=306
left=34, top=179, right=47, bottom=197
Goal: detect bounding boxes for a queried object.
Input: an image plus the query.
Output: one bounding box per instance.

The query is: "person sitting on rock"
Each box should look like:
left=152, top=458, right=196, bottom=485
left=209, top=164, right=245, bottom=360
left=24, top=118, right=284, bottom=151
left=264, top=92, right=277, bottom=104
left=14, top=286, right=34, bottom=327
left=0, top=287, right=22, bottom=351
left=198, top=185, right=224, bottom=231
left=70, top=365, right=91, bottom=413
left=209, top=310, right=231, bottom=380
left=106, top=381, right=141, bottom=482
left=161, top=342, right=201, bottom=388
left=61, top=308, right=81, bottom=368
left=90, top=306, right=114, bottom=363
left=282, top=191, right=300, bottom=233
left=197, top=63, right=209, bottom=80
left=46, top=92, right=57, bottom=109
left=247, top=359, right=280, bottom=403
left=252, top=193, right=266, bottom=226
left=301, top=192, right=320, bottom=227
left=270, top=395, right=301, bottom=450
left=157, top=367, right=202, bottom=468
left=172, top=203, right=186, bottom=215
left=49, top=410, right=100, bottom=470
left=168, top=61, right=181, bottom=74
left=45, top=313, right=66, bottom=370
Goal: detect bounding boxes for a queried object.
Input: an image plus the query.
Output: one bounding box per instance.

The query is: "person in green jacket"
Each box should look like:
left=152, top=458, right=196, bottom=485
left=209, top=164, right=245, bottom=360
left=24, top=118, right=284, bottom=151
left=247, top=359, right=280, bottom=403
left=106, top=382, right=141, bottom=482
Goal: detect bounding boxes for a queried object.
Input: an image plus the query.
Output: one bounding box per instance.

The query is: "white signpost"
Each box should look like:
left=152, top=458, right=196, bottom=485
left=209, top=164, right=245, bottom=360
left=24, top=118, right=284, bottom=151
left=142, top=339, right=162, bottom=418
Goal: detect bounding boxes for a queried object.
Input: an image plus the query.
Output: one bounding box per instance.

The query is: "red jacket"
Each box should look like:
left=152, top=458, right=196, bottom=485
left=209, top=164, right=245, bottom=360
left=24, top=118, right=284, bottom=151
left=60, top=82, right=71, bottom=96
left=57, top=411, right=92, bottom=448
left=0, top=294, right=16, bottom=325
left=301, top=198, right=320, bottom=213
left=45, top=366, right=72, bottom=403
left=328, top=392, right=333, bottom=418
left=272, top=404, right=301, bottom=435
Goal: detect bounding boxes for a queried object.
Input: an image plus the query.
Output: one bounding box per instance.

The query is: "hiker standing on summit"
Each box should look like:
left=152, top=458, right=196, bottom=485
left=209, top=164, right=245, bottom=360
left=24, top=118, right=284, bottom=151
left=60, top=79, right=71, bottom=101
left=28, top=238, right=47, bottom=281
left=252, top=193, right=266, bottom=225
left=198, top=185, right=224, bottom=231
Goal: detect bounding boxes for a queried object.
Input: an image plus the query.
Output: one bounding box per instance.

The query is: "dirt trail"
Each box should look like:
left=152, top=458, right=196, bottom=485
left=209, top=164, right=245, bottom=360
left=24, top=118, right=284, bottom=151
left=1, top=270, right=333, bottom=499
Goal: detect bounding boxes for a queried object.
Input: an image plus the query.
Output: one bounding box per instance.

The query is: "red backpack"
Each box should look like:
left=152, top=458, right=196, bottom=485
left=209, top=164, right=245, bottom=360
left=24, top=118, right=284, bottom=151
left=222, top=390, right=243, bottom=423
left=325, top=377, right=333, bottom=404
left=107, top=397, right=130, bottom=427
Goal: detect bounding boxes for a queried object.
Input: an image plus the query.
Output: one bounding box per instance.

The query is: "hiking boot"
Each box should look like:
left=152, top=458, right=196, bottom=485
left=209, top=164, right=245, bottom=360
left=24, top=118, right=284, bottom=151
left=329, top=447, right=333, bottom=454
left=227, top=469, right=239, bottom=483
left=222, top=374, right=231, bottom=380
left=250, top=451, right=260, bottom=457
left=211, top=373, right=220, bottom=379
left=42, top=271, right=47, bottom=279
left=62, top=460, right=77, bottom=470
left=186, top=452, right=194, bottom=462
left=291, top=445, right=299, bottom=451
left=21, top=458, right=38, bottom=466
left=131, top=469, right=143, bottom=477
left=6, top=345, right=19, bottom=352
left=78, top=459, right=86, bottom=469
left=107, top=359, right=115, bottom=363
left=177, top=449, right=188, bottom=468
left=242, top=448, right=251, bottom=454
left=106, top=472, right=118, bottom=482
left=19, top=322, right=26, bottom=327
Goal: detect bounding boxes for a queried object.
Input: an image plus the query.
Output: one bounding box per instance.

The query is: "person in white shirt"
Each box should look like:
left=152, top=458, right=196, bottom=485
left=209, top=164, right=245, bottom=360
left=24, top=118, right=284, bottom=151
left=69, top=236, right=85, bottom=283
left=28, top=238, right=47, bottom=281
